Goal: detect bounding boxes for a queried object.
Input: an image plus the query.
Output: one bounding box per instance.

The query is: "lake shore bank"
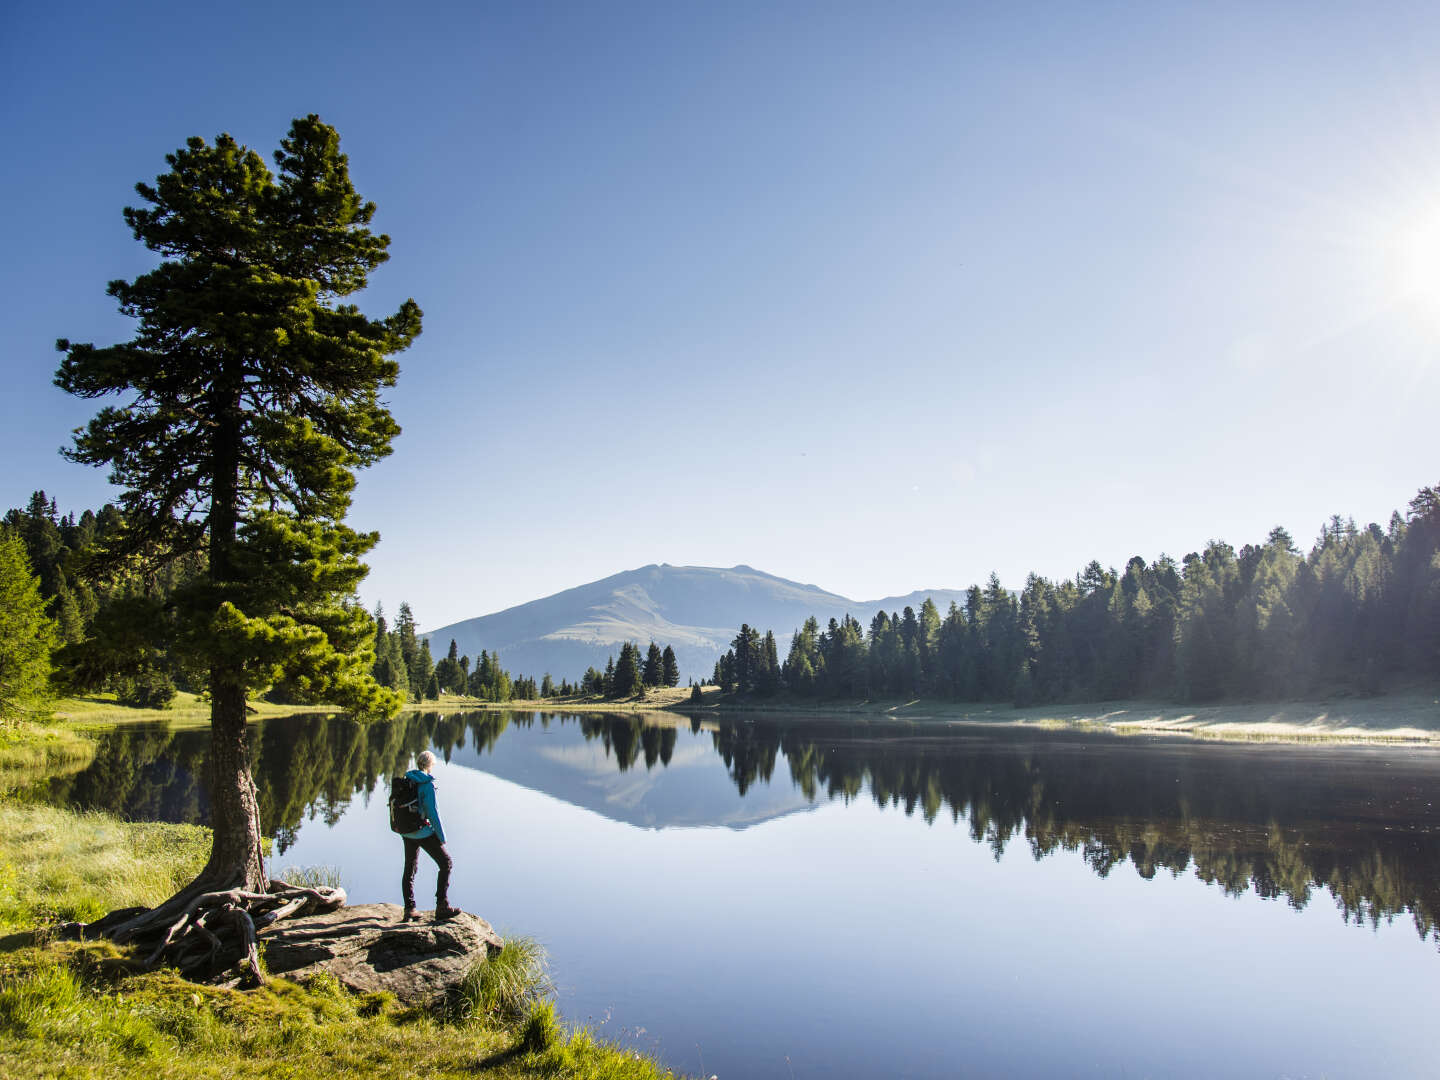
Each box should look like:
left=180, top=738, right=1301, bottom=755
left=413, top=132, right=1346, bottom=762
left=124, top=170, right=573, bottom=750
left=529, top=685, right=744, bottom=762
left=464, top=686, right=1440, bottom=744
left=39, top=684, right=1440, bottom=745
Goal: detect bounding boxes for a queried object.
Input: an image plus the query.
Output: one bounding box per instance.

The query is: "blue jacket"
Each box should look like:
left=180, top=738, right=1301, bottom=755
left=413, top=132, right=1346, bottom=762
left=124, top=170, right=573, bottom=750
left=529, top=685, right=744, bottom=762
left=401, top=768, right=446, bottom=844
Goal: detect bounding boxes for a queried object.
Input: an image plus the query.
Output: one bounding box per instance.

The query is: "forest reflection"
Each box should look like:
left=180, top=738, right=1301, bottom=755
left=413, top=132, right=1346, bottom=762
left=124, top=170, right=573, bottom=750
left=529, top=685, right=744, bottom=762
left=44, top=710, right=1440, bottom=944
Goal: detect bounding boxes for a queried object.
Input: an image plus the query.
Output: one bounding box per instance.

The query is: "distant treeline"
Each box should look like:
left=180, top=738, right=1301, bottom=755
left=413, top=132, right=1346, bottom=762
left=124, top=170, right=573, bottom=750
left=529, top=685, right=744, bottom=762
left=714, top=484, right=1440, bottom=704
left=578, top=640, right=681, bottom=699
left=368, top=613, right=683, bottom=703
left=370, top=605, right=544, bottom=703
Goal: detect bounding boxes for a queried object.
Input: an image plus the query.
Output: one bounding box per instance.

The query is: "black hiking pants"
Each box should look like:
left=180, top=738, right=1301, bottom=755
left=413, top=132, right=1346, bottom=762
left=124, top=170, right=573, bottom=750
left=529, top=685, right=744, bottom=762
left=402, top=834, right=452, bottom=910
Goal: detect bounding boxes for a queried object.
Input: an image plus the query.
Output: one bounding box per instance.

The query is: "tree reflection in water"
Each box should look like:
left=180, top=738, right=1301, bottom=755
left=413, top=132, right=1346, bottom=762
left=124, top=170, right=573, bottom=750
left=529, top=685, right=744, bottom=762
left=47, top=710, right=1440, bottom=943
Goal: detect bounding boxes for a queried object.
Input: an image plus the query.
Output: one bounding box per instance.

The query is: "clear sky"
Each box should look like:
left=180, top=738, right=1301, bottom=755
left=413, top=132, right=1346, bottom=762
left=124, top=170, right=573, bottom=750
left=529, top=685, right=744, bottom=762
left=3, top=2, right=1437, bottom=630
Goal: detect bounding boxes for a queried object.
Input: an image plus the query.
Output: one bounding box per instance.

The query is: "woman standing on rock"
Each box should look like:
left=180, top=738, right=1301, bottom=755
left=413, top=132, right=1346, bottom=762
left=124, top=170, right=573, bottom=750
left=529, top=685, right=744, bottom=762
left=400, top=751, right=461, bottom=921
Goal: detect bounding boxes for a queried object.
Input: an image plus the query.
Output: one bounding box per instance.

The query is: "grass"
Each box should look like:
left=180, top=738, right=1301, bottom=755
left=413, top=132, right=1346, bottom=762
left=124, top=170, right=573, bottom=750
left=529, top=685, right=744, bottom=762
left=0, top=721, right=97, bottom=793
left=0, top=802, right=210, bottom=932
left=454, top=936, right=554, bottom=1025
left=50, top=691, right=343, bottom=729
left=0, top=726, right=684, bottom=1079
left=273, top=865, right=344, bottom=890
left=0, top=943, right=682, bottom=1079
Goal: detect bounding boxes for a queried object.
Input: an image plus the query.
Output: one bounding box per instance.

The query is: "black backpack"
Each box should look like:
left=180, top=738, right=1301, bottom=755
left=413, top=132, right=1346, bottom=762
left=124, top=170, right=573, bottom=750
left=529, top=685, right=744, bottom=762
left=388, top=774, right=428, bottom=834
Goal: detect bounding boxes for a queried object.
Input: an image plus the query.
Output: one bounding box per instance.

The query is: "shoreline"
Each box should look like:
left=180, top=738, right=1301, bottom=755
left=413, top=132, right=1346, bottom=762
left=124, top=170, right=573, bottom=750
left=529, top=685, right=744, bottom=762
left=463, top=687, right=1440, bottom=746
left=40, top=686, right=1440, bottom=746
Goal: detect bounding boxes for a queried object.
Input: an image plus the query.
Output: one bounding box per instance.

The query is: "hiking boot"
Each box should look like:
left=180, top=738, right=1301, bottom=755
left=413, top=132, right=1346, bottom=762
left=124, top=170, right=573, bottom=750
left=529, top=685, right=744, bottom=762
left=401, top=907, right=422, bottom=922
left=434, top=905, right=462, bottom=921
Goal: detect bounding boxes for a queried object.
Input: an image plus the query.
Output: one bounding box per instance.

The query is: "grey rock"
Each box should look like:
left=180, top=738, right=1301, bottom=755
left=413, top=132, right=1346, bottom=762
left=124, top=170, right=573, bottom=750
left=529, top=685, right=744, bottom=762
left=260, top=902, right=502, bottom=1007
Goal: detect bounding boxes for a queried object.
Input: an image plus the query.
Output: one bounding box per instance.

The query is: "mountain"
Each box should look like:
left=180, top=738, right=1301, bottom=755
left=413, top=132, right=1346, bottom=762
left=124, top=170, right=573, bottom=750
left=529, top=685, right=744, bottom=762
left=423, top=563, right=968, bottom=683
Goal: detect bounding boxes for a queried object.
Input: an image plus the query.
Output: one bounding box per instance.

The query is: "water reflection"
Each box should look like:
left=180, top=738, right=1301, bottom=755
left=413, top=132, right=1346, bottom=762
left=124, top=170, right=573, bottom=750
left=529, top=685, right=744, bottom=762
left=46, top=710, right=1440, bottom=943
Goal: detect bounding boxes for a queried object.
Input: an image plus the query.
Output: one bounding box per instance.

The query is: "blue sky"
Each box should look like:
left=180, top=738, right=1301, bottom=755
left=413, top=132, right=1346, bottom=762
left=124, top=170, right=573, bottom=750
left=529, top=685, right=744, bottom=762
left=3, top=2, right=1438, bottom=630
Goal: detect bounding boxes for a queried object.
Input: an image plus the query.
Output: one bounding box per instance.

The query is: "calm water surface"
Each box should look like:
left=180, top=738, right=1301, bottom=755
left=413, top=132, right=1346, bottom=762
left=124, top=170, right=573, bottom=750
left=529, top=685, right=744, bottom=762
left=49, top=711, right=1440, bottom=1079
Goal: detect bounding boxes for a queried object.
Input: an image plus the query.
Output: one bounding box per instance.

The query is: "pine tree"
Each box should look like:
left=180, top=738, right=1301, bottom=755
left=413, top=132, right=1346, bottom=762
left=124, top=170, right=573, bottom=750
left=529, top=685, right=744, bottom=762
left=613, top=642, right=643, bottom=697
left=661, top=644, right=680, bottom=687
left=396, top=602, right=420, bottom=687
left=643, top=641, right=664, bottom=687
left=434, top=638, right=462, bottom=695
left=731, top=624, right=761, bottom=693
left=55, top=117, right=420, bottom=902
left=759, top=630, right=780, bottom=693
left=414, top=640, right=435, bottom=703
left=0, top=530, right=59, bottom=719
left=370, top=604, right=409, bottom=696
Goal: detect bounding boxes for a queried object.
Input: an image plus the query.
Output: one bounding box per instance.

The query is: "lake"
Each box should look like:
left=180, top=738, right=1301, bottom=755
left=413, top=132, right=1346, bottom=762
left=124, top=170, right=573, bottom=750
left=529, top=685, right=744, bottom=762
left=47, top=710, right=1440, bottom=1078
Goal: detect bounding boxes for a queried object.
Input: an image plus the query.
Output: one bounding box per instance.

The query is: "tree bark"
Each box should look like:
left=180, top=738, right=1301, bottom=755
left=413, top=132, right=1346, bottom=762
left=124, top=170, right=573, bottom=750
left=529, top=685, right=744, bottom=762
left=196, top=383, right=265, bottom=891
left=201, top=676, right=266, bottom=890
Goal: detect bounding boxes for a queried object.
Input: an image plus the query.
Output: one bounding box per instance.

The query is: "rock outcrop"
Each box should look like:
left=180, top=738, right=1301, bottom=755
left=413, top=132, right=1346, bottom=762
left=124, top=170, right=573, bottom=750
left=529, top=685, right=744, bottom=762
left=261, top=903, right=502, bottom=1007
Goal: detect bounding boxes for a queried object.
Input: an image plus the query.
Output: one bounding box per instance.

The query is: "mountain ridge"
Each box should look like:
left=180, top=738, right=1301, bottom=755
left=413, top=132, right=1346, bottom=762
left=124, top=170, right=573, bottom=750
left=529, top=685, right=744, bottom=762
left=423, top=563, right=968, bottom=682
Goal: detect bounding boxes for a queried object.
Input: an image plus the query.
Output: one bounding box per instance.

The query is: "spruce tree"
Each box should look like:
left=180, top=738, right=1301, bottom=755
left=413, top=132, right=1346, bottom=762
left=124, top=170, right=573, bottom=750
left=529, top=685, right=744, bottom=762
left=396, top=602, right=421, bottom=687
left=643, top=640, right=664, bottom=687
left=434, top=638, right=461, bottom=694
left=370, top=605, right=409, bottom=696
left=415, top=638, right=435, bottom=701
left=661, top=644, right=680, bottom=687
left=0, top=530, right=59, bottom=720
left=614, top=642, right=642, bottom=697
left=55, top=116, right=421, bottom=901
left=759, top=630, right=780, bottom=693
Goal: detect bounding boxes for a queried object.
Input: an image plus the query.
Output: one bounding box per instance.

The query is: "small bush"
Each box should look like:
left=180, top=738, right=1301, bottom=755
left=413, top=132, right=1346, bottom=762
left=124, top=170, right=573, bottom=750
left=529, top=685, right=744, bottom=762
left=519, top=998, right=560, bottom=1052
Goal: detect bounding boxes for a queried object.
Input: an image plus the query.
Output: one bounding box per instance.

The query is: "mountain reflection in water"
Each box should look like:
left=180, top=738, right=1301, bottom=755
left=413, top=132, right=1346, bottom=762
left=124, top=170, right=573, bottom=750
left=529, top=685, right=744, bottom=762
left=46, top=709, right=1440, bottom=943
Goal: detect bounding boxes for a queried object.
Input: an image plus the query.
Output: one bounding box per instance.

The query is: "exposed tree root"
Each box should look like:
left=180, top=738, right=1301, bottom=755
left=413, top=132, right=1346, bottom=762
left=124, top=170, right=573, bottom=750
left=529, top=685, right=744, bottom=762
left=58, top=879, right=346, bottom=986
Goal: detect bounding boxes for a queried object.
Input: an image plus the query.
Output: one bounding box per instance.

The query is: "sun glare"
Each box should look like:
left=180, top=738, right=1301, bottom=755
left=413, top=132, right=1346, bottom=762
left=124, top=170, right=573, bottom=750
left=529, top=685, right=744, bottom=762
left=1393, top=209, right=1440, bottom=324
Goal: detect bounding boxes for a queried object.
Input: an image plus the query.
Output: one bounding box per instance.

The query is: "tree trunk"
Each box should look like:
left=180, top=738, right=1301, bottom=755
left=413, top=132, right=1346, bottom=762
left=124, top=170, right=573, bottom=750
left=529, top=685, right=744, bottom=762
left=200, top=674, right=266, bottom=890
left=91, top=670, right=267, bottom=943
left=196, top=385, right=264, bottom=891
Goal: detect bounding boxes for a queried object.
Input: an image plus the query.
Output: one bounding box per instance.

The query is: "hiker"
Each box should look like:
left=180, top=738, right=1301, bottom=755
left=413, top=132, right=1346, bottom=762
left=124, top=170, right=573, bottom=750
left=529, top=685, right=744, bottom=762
left=399, top=750, right=461, bottom=921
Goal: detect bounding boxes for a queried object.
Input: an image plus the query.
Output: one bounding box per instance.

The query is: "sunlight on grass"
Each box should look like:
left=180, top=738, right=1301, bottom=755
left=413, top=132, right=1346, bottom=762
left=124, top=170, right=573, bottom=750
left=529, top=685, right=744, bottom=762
left=274, top=865, right=344, bottom=890
left=0, top=803, right=209, bottom=932
left=455, top=935, right=553, bottom=1026
left=0, top=721, right=96, bottom=792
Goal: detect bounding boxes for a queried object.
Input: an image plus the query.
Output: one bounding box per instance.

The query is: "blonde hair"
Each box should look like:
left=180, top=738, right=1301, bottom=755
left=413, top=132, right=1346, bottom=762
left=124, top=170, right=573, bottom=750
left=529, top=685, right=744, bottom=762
left=416, top=750, right=437, bottom=771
